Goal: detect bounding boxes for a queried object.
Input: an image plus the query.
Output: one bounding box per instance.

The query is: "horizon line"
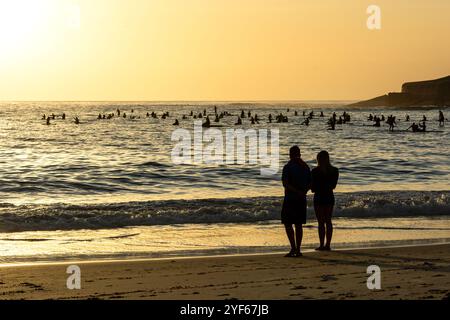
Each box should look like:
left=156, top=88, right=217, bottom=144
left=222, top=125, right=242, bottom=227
left=0, top=99, right=358, bottom=104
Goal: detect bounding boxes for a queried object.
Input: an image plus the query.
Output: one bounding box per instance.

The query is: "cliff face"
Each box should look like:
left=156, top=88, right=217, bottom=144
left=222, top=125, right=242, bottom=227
left=402, top=76, right=450, bottom=103
left=349, top=75, right=450, bottom=107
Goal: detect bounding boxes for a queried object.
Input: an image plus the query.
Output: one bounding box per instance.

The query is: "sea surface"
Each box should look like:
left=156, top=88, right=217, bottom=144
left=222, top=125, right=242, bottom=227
left=0, top=102, right=449, bottom=264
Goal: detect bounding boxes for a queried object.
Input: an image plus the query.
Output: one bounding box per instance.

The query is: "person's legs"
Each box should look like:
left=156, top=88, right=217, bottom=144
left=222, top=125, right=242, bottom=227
left=315, top=205, right=325, bottom=249
left=323, top=206, right=334, bottom=250
left=284, top=224, right=296, bottom=256
left=294, top=224, right=303, bottom=256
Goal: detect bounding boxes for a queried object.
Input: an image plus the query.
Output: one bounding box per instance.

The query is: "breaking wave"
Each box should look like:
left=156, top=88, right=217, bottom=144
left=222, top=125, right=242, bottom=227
left=0, top=191, right=449, bottom=232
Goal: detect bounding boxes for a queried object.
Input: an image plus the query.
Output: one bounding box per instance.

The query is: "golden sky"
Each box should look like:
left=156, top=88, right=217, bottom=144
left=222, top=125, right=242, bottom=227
left=0, top=0, right=449, bottom=101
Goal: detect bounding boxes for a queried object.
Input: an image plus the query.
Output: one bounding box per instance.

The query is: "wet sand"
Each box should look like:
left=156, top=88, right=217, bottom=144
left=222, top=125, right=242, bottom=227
left=1, top=244, right=449, bottom=300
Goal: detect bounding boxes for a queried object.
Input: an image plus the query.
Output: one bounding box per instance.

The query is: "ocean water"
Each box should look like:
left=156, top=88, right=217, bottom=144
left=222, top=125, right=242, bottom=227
left=0, top=102, right=449, bottom=263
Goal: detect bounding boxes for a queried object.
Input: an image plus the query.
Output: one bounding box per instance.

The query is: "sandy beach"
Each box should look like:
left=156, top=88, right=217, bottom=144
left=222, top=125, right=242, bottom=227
left=1, top=243, right=449, bottom=300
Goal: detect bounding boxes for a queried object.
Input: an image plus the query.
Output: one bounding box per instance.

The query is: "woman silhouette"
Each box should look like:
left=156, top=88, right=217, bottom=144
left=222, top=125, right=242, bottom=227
left=311, top=151, right=339, bottom=251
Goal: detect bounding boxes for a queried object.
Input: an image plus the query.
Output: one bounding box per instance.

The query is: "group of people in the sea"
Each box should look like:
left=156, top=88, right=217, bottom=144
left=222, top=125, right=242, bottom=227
left=281, top=146, right=339, bottom=257
left=42, top=113, right=79, bottom=125
left=326, top=111, right=351, bottom=130
left=41, top=106, right=447, bottom=133
left=367, top=110, right=447, bottom=132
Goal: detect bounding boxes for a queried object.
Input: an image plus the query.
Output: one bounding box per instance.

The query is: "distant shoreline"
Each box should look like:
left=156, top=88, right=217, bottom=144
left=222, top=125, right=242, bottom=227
left=349, top=75, right=450, bottom=108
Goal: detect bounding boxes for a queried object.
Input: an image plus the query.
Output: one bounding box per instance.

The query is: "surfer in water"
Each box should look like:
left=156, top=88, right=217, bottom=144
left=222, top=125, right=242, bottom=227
left=407, top=122, right=418, bottom=132
left=373, top=117, right=381, bottom=127
left=407, top=122, right=426, bottom=132
left=439, top=111, right=445, bottom=127
left=301, top=118, right=310, bottom=126
left=327, top=117, right=336, bottom=130
left=419, top=121, right=426, bottom=132
left=202, top=116, right=211, bottom=128
left=387, top=115, right=396, bottom=131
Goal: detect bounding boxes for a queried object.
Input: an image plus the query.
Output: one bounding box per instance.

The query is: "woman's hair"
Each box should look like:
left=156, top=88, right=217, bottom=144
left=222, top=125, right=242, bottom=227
left=317, top=150, right=331, bottom=168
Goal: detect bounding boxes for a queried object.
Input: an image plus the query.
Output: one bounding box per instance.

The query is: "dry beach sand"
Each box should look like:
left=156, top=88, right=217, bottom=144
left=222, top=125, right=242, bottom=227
left=0, top=244, right=449, bottom=300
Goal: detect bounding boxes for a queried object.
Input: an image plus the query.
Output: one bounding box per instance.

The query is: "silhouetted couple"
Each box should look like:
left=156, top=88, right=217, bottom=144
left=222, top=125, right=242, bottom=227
left=281, top=146, right=339, bottom=257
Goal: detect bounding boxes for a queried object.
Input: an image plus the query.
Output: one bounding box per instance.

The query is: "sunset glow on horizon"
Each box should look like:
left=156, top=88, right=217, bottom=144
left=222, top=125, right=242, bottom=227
left=0, top=0, right=449, bottom=101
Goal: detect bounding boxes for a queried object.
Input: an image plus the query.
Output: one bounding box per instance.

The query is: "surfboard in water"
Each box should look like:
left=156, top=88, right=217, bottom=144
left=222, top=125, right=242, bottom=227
left=389, top=130, right=444, bottom=134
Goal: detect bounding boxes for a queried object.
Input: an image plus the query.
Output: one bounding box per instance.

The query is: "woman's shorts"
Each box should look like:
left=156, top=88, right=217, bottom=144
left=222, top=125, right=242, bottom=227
left=314, top=193, right=335, bottom=206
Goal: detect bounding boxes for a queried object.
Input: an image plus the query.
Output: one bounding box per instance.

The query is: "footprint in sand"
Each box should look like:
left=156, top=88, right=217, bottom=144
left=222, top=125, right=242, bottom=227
left=20, top=282, right=44, bottom=291
left=1, top=290, right=25, bottom=295
left=422, top=262, right=436, bottom=269
left=429, top=289, right=446, bottom=294
left=321, top=275, right=337, bottom=282
left=291, top=285, right=307, bottom=290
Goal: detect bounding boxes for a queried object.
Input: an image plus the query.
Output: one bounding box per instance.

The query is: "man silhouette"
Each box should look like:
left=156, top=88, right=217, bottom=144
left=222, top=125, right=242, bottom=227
left=281, top=146, right=311, bottom=257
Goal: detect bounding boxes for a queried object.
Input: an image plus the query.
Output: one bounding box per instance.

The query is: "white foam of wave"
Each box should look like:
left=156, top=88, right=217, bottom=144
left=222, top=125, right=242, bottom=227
left=0, top=191, right=448, bottom=232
